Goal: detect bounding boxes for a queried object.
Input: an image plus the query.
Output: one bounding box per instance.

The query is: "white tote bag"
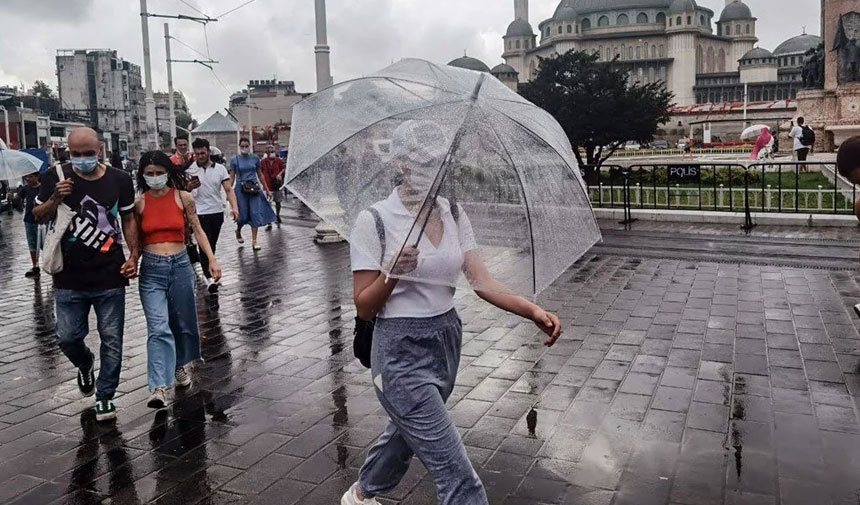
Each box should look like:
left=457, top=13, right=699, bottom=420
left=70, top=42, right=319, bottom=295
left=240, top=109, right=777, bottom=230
left=41, top=166, right=74, bottom=275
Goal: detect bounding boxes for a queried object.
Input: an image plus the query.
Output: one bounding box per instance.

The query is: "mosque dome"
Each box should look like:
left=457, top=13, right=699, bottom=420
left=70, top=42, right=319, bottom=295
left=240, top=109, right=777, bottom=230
left=491, top=63, right=518, bottom=75
left=506, top=18, right=534, bottom=37
left=773, top=34, right=823, bottom=55
left=556, top=0, right=672, bottom=17
left=448, top=56, right=491, bottom=73
left=740, top=47, right=774, bottom=63
left=554, top=6, right=578, bottom=22
left=719, top=0, right=752, bottom=22
left=668, top=0, right=697, bottom=14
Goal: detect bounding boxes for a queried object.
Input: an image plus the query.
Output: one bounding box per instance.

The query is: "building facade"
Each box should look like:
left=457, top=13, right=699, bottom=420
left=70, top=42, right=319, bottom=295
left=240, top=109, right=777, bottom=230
left=501, top=0, right=821, bottom=108
left=56, top=49, right=147, bottom=157
left=228, top=80, right=309, bottom=152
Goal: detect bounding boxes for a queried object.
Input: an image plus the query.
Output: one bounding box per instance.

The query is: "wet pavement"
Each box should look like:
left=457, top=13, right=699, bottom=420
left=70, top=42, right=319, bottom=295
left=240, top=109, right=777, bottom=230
left=0, top=202, right=859, bottom=505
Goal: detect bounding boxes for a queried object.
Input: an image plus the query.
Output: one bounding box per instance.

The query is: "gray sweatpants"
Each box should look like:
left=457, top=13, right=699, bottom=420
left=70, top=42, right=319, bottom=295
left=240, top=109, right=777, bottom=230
left=358, top=309, right=488, bottom=505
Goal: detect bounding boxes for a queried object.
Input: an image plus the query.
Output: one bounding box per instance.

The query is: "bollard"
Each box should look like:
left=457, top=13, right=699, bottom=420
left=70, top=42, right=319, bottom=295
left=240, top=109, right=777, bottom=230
left=718, top=184, right=724, bottom=208
left=766, top=184, right=772, bottom=210
left=818, top=185, right=823, bottom=210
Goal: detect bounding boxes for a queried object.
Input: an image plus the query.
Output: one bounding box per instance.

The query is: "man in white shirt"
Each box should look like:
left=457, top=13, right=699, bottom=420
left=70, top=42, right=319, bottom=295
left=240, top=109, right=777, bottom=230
left=789, top=117, right=812, bottom=161
left=187, top=137, right=239, bottom=293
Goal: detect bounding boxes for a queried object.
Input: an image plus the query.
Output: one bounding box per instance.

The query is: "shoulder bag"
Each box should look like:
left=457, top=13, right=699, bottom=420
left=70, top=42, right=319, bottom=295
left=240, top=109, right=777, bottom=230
left=353, top=207, right=386, bottom=369
left=41, top=165, right=75, bottom=274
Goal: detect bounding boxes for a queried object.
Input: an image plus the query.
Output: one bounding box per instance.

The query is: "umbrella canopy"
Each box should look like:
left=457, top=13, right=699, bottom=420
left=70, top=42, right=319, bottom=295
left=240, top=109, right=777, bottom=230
left=0, top=149, right=43, bottom=181
left=740, top=124, right=770, bottom=141
left=286, top=58, right=600, bottom=298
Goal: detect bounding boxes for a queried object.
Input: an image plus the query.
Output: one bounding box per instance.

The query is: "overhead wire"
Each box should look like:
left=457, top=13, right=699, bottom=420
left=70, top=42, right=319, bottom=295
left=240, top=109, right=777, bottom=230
left=216, top=0, right=258, bottom=19
left=175, top=0, right=209, bottom=18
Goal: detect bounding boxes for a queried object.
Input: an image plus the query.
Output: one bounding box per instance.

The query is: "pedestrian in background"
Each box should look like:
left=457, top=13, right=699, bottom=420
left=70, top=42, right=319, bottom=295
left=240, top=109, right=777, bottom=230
left=135, top=150, right=221, bottom=409
left=170, top=137, right=194, bottom=169
left=17, top=170, right=43, bottom=278
left=186, top=138, right=239, bottom=294
left=33, top=127, right=139, bottom=422
left=229, top=137, right=275, bottom=250
left=260, top=144, right=286, bottom=230
left=790, top=117, right=814, bottom=161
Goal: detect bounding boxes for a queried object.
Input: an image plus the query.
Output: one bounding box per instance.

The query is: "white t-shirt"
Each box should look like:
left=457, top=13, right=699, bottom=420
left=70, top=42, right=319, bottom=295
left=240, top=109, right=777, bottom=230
left=350, top=189, right=478, bottom=319
left=186, top=161, right=230, bottom=215
left=790, top=125, right=806, bottom=151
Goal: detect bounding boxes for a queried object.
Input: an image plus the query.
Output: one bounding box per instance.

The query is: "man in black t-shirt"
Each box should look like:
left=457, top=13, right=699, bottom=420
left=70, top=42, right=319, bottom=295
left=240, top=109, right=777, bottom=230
left=33, top=127, right=139, bottom=422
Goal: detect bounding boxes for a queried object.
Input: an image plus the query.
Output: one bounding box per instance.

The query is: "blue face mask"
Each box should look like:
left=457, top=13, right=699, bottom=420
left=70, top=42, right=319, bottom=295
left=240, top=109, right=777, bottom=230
left=71, top=156, right=99, bottom=173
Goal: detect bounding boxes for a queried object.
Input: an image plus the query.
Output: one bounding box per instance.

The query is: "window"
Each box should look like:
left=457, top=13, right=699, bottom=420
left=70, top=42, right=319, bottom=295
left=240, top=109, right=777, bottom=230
left=676, top=16, right=682, bottom=26
left=735, top=24, right=740, bottom=35
left=617, top=14, right=629, bottom=25
left=506, top=40, right=511, bottom=50
left=621, top=44, right=626, bottom=58
left=582, top=18, right=591, bottom=29
left=567, top=24, right=572, bottom=33
left=516, top=40, right=521, bottom=49
left=606, top=47, right=611, bottom=60
left=791, top=56, right=796, bottom=66
left=636, top=46, right=641, bottom=59
left=687, top=15, right=692, bottom=25
left=637, top=12, right=648, bottom=24
left=576, top=24, right=579, bottom=33
left=629, top=47, right=634, bottom=60
left=746, top=23, right=750, bottom=34
left=669, top=18, right=673, bottom=26
left=700, top=15, right=705, bottom=25
left=558, top=25, right=563, bottom=34
left=656, top=12, right=666, bottom=25
left=652, top=45, right=657, bottom=58
left=659, top=44, right=665, bottom=57
left=614, top=46, right=619, bottom=57
left=718, top=48, right=726, bottom=72
left=598, top=15, right=609, bottom=27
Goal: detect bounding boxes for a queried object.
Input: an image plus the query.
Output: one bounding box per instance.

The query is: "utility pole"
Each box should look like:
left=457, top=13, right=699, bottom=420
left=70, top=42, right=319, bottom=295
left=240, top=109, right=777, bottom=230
left=164, top=23, right=176, bottom=150
left=140, top=0, right=158, bottom=150
left=314, top=0, right=333, bottom=91
left=246, top=88, right=253, bottom=153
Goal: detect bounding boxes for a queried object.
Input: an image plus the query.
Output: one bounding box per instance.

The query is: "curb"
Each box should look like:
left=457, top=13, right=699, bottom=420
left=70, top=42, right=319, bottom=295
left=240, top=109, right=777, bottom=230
left=593, top=208, right=860, bottom=227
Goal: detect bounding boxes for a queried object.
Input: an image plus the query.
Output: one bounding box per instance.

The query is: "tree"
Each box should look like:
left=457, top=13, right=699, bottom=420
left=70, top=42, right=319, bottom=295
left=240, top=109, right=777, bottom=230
left=31, top=80, right=55, bottom=99
left=520, top=50, right=674, bottom=184
left=175, top=111, right=193, bottom=132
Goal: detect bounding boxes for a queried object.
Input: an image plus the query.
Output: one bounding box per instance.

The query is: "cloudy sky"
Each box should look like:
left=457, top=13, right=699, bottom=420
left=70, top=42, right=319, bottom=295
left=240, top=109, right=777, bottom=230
left=0, top=0, right=819, bottom=121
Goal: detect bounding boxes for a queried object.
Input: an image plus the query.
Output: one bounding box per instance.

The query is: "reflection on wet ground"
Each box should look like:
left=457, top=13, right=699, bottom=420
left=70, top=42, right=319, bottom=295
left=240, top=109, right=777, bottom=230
left=0, top=202, right=859, bottom=504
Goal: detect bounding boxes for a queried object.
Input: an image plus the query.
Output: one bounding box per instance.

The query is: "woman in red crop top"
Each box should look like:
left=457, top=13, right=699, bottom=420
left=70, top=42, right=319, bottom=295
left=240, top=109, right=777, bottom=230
left=135, top=150, right=221, bottom=410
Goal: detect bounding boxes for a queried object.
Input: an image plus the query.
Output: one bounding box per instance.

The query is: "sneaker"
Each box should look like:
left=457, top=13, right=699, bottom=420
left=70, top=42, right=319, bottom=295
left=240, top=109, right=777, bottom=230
left=235, top=229, right=244, bottom=244
left=265, top=224, right=272, bottom=231
left=24, top=268, right=40, bottom=278
left=147, top=387, right=169, bottom=409
left=77, top=364, right=95, bottom=397
left=175, top=367, right=191, bottom=388
left=94, top=399, right=117, bottom=422
left=341, top=483, right=379, bottom=505
left=204, top=277, right=219, bottom=294
left=252, top=242, right=261, bottom=251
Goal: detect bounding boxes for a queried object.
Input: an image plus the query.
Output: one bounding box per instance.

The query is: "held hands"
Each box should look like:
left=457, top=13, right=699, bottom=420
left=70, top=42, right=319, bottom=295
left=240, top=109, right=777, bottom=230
left=390, top=246, right=419, bottom=275
left=209, top=260, right=222, bottom=282
left=120, top=256, right=138, bottom=279
left=531, top=306, right=562, bottom=347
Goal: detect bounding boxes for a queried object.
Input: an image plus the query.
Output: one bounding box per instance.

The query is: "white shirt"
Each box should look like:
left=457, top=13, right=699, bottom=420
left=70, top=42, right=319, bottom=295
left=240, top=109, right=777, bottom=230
left=790, top=125, right=805, bottom=151
left=186, top=161, right=230, bottom=215
left=350, top=189, right=478, bottom=319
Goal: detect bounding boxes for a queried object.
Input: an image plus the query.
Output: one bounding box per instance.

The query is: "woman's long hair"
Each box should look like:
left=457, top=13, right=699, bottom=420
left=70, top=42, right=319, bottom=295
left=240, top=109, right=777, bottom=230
left=137, top=150, right=188, bottom=193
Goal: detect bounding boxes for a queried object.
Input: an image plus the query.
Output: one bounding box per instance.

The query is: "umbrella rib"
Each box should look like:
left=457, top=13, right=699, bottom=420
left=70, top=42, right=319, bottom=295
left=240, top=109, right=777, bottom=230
left=286, top=99, right=465, bottom=185
left=477, top=106, right=538, bottom=298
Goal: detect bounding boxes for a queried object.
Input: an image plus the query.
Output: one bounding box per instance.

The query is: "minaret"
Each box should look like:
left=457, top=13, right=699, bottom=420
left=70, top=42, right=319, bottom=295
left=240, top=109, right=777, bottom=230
left=515, top=0, right=528, bottom=21
left=314, top=0, right=333, bottom=91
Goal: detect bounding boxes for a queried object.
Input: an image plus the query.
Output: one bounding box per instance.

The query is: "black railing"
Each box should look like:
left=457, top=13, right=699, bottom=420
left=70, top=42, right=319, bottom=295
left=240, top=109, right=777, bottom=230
left=588, top=161, right=855, bottom=216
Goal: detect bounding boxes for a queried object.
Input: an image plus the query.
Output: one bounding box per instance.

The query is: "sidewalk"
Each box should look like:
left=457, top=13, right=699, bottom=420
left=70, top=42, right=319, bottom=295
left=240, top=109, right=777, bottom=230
left=0, top=208, right=858, bottom=505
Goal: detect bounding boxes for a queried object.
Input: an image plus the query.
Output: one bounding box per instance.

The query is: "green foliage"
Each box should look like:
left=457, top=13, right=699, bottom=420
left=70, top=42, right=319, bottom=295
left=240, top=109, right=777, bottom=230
left=175, top=111, right=193, bottom=131
left=519, top=50, right=674, bottom=183
left=31, top=80, right=54, bottom=99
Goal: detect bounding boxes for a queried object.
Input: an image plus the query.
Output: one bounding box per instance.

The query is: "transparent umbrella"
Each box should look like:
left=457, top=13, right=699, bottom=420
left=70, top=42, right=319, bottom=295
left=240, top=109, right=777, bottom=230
left=286, top=59, right=601, bottom=298
left=0, top=149, right=42, bottom=181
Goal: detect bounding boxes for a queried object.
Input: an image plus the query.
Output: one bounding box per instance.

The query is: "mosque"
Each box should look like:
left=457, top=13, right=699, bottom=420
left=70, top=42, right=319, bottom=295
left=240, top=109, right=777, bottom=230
left=451, top=0, right=822, bottom=115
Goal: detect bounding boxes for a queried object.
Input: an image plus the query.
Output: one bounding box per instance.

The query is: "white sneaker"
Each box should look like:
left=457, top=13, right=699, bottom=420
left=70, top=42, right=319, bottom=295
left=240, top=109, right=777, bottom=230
left=147, top=387, right=169, bottom=409
left=341, top=483, right=379, bottom=505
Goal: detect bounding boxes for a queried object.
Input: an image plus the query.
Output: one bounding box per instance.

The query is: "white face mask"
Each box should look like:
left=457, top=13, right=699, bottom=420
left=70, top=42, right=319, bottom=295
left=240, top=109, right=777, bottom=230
left=240, top=147, right=250, bottom=155
left=144, top=174, right=169, bottom=190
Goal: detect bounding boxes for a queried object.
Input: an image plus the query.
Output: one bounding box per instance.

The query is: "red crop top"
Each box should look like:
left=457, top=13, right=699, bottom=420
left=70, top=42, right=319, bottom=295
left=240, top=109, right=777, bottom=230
left=140, top=188, right=186, bottom=245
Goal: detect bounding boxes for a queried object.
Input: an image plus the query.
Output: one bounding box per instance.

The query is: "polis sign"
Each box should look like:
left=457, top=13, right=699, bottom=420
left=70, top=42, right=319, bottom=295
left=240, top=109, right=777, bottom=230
left=668, top=164, right=701, bottom=183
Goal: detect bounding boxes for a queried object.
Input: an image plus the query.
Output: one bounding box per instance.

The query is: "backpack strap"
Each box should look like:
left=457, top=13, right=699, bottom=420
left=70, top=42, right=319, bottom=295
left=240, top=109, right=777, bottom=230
left=368, top=207, right=385, bottom=264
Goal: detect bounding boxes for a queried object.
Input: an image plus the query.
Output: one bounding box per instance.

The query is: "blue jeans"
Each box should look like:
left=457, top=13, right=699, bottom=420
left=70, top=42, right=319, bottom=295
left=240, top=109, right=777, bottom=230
left=359, top=309, right=487, bottom=505
left=139, top=250, right=202, bottom=391
left=55, top=288, right=126, bottom=400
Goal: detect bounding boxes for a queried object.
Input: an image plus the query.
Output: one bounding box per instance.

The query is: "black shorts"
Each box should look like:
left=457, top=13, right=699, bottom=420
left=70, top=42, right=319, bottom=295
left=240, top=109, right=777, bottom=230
left=796, top=148, right=809, bottom=161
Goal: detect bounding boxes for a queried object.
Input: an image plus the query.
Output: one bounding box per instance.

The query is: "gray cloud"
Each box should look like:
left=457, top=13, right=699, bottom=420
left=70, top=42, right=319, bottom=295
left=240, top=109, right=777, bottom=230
left=0, top=0, right=821, bottom=122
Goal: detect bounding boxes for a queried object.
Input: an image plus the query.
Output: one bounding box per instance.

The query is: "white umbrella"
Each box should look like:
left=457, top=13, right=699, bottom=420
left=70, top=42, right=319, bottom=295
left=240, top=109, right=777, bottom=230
left=740, top=124, right=770, bottom=141
left=0, top=149, right=42, bottom=181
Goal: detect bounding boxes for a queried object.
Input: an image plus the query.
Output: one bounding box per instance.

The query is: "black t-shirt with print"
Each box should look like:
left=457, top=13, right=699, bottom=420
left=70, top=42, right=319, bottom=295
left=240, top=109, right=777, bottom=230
left=37, top=164, right=135, bottom=291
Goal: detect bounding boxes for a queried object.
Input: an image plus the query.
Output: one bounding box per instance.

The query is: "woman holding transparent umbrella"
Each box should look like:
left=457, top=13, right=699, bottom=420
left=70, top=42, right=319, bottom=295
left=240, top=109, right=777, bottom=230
left=341, top=120, right=563, bottom=505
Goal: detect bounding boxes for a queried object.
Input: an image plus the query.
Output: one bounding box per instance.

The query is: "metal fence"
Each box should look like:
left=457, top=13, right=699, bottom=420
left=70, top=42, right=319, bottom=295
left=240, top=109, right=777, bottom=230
left=587, top=161, right=856, bottom=229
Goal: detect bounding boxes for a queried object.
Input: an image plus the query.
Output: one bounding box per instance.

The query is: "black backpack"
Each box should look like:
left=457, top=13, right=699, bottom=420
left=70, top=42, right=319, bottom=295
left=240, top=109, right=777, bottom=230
left=352, top=202, right=461, bottom=368
left=800, top=125, right=815, bottom=147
